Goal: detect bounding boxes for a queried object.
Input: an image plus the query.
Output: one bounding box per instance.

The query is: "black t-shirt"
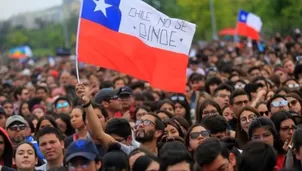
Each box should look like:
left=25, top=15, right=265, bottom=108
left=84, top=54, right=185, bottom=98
left=1, top=166, right=16, bottom=171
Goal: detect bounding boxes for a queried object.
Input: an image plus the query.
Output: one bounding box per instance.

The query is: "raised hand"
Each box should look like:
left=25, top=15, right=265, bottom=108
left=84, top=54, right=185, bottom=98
left=75, top=83, right=90, bottom=105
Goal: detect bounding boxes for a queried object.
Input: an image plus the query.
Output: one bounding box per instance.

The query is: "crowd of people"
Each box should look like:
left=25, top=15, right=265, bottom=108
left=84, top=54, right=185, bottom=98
left=0, top=32, right=302, bottom=171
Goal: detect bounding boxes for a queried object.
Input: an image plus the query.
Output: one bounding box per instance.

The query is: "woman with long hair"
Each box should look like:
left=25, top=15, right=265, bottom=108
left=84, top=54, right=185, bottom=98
left=170, top=93, right=192, bottom=126
left=196, top=99, right=221, bottom=123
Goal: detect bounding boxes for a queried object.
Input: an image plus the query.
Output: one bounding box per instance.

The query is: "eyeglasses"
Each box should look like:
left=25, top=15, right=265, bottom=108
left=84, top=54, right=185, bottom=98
left=234, top=84, right=245, bottom=89
left=280, top=125, right=296, bottom=132
left=289, top=100, right=299, bottom=107
left=190, top=131, right=210, bottom=139
left=234, top=100, right=249, bottom=106
left=136, top=119, right=155, bottom=127
left=271, top=100, right=288, bottom=107
left=56, top=102, right=69, bottom=109
left=288, top=84, right=300, bottom=88
left=8, top=124, right=26, bottom=131
left=240, top=114, right=257, bottom=124
left=171, top=96, right=185, bottom=101
left=259, top=111, right=269, bottom=116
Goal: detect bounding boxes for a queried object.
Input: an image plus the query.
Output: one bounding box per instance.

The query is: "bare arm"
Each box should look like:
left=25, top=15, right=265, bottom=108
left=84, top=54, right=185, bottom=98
left=76, top=83, right=116, bottom=149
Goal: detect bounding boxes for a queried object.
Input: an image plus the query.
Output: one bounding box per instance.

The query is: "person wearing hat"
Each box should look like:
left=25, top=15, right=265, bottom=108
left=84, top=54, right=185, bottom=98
left=94, top=88, right=122, bottom=119
left=65, top=139, right=101, bottom=171
left=5, top=115, right=29, bottom=147
left=119, top=86, right=135, bottom=119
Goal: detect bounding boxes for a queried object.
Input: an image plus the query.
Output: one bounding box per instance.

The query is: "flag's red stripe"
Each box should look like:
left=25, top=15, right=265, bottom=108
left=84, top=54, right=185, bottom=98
left=78, top=18, right=188, bottom=93
left=236, top=22, right=260, bottom=40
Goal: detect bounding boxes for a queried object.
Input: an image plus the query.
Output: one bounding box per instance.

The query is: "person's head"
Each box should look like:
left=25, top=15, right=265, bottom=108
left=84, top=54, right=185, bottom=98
left=53, top=97, right=72, bottom=114
left=156, top=110, right=173, bottom=121
left=59, top=71, right=71, bottom=87
left=158, top=137, right=187, bottom=157
left=55, top=113, right=75, bottom=137
left=275, top=67, right=288, bottom=84
left=163, top=119, right=184, bottom=139
left=195, top=138, right=236, bottom=171
left=102, top=143, right=129, bottom=171
left=134, top=105, right=151, bottom=121
left=31, top=104, right=46, bottom=119
left=135, top=113, right=165, bottom=144
left=2, top=100, right=14, bottom=116
left=19, top=101, right=31, bottom=117
left=13, top=142, right=38, bottom=170
left=237, top=141, right=277, bottom=171
left=132, top=155, right=159, bottom=171
left=160, top=151, right=194, bottom=171
left=65, top=139, right=101, bottom=171
left=170, top=94, right=192, bottom=125
left=94, top=88, right=122, bottom=113
left=24, top=115, right=38, bottom=136
left=196, top=99, right=221, bottom=123
left=158, top=100, right=175, bottom=115
left=36, top=86, right=49, bottom=100
left=189, top=73, right=205, bottom=90
left=230, top=90, right=251, bottom=118
left=267, top=95, right=289, bottom=114
left=185, top=124, right=210, bottom=153
left=119, top=86, right=134, bottom=110
left=36, top=127, right=64, bottom=163
left=284, top=78, right=300, bottom=90
left=14, top=86, right=30, bottom=102
left=248, top=67, right=261, bottom=80
left=35, top=115, right=58, bottom=134
left=256, top=101, right=271, bottom=118
left=244, top=83, right=264, bottom=100
left=105, top=118, right=132, bottom=146
left=283, top=58, right=295, bottom=75
left=0, top=108, right=7, bottom=128
left=248, top=117, right=277, bottom=147
left=205, top=77, right=222, bottom=95
left=234, top=80, right=247, bottom=90
left=222, top=105, right=233, bottom=122
left=85, top=103, right=109, bottom=137
left=286, top=93, right=302, bottom=114
left=113, top=77, right=126, bottom=89
left=238, top=106, right=260, bottom=133
left=270, top=111, right=296, bottom=145
left=5, top=115, right=28, bottom=145
left=293, top=128, right=302, bottom=161
left=202, top=115, right=228, bottom=140
left=172, top=116, right=190, bottom=135
left=70, top=106, right=85, bottom=130
left=213, top=84, right=233, bottom=109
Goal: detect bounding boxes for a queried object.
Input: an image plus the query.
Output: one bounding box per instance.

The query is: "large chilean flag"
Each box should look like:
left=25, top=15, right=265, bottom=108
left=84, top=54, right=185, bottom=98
left=236, top=10, right=262, bottom=40
left=77, top=0, right=196, bottom=93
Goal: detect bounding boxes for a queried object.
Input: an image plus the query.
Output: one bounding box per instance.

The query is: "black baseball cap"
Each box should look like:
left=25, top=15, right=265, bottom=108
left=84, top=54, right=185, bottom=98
left=65, top=139, right=99, bottom=162
left=94, top=88, right=120, bottom=104
left=119, top=86, right=133, bottom=96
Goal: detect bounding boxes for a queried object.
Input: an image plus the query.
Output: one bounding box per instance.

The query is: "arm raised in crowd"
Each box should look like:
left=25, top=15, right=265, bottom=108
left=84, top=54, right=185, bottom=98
left=75, top=83, right=116, bottom=149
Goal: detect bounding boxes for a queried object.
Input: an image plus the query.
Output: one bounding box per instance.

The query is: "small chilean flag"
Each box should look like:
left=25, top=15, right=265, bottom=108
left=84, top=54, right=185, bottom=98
left=236, top=10, right=262, bottom=40
left=77, top=0, right=196, bottom=93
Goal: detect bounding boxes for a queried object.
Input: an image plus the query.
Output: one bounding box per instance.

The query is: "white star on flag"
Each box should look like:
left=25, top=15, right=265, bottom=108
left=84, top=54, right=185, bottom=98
left=241, top=15, right=246, bottom=21
left=93, top=0, right=112, bottom=17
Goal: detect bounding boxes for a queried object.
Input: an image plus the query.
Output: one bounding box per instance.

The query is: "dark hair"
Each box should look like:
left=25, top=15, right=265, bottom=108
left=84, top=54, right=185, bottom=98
left=185, top=123, right=206, bottom=151
left=170, top=93, right=192, bottom=126
left=157, top=100, right=175, bottom=111
left=266, top=95, right=287, bottom=111
left=172, top=116, right=190, bottom=131
left=35, top=115, right=58, bottom=135
left=24, top=115, right=38, bottom=134
left=53, top=96, right=72, bottom=108
left=14, top=142, right=38, bottom=158
left=270, top=111, right=296, bottom=154
left=275, top=87, right=291, bottom=95
left=87, top=103, right=109, bottom=122
left=71, top=106, right=86, bottom=124
left=160, top=151, right=193, bottom=171
left=237, top=141, right=277, bottom=171
left=202, top=115, right=228, bottom=134
left=286, top=93, right=302, bottom=115
left=293, top=128, right=302, bottom=150
left=36, top=127, right=64, bottom=144
left=1, top=100, right=13, bottom=107
left=102, top=143, right=129, bottom=171
left=248, top=117, right=278, bottom=141
left=248, top=66, right=260, bottom=74
left=283, top=78, right=299, bottom=86
left=36, top=86, right=48, bottom=94
left=147, top=113, right=165, bottom=133
left=14, top=86, right=26, bottom=100
left=213, top=83, right=233, bottom=96
left=158, top=137, right=187, bottom=157
left=195, top=138, right=231, bottom=167
left=156, top=110, right=173, bottom=119
left=113, top=77, right=126, bottom=86
left=196, top=99, right=221, bottom=123
left=189, top=73, right=205, bottom=83
left=205, top=77, right=222, bottom=95
left=133, top=105, right=151, bottom=121
left=236, top=106, right=260, bottom=147
left=55, top=113, right=75, bottom=136
left=230, top=89, right=251, bottom=105
left=132, top=155, right=158, bottom=171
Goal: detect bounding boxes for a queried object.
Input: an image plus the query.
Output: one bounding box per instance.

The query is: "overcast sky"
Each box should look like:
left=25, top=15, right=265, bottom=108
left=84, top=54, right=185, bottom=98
left=0, top=0, right=63, bottom=20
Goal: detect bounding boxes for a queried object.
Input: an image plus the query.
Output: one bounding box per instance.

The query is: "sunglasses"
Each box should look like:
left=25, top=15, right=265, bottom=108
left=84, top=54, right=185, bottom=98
left=190, top=131, right=210, bottom=139
left=289, top=100, right=299, bottom=107
left=109, top=95, right=119, bottom=100
left=259, top=111, right=269, bottom=116
left=56, top=102, right=69, bottom=109
left=271, top=100, right=288, bottom=107
left=288, top=84, right=300, bottom=88
left=8, top=124, right=26, bottom=131
left=234, top=84, right=245, bottom=89
left=171, top=96, right=185, bottom=101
